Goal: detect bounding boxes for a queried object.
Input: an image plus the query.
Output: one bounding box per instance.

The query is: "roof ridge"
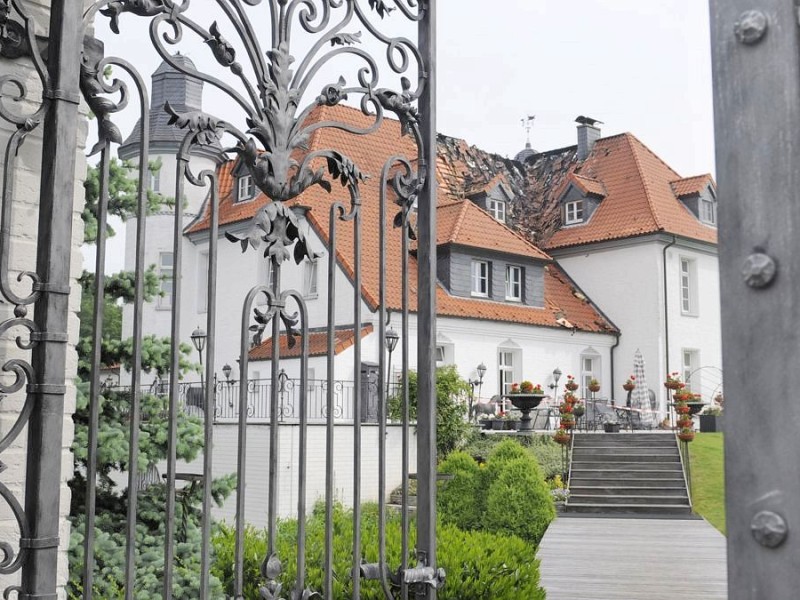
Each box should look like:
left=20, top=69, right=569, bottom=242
left=624, top=133, right=663, bottom=231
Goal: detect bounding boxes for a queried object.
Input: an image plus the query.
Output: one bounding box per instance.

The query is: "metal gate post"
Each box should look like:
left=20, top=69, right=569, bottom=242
left=417, top=1, right=438, bottom=597
left=21, top=0, right=82, bottom=596
left=710, top=1, right=800, bottom=596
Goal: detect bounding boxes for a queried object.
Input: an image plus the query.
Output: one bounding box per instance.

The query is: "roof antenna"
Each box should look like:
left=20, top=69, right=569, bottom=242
left=521, top=115, right=535, bottom=149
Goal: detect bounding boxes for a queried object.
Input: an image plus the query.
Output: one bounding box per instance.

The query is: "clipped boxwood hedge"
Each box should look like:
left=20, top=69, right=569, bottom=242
left=212, top=503, right=544, bottom=599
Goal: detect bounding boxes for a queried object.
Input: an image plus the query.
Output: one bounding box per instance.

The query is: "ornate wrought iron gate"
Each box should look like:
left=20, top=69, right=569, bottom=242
left=0, top=1, right=438, bottom=598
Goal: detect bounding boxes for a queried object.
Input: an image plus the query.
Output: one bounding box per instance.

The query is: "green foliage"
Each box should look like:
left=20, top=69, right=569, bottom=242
left=438, top=439, right=555, bottom=547
left=484, top=457, right=555, bottom=545
left=460, top=430, right=563, bottom=479
left=82, top=158, right=173, bottom=244
left=388, top=365, right=471, bottom=457
left=437, top=451, right=481, bottom=530
left=690, top=432, right=726, bottom=534
left=212, top=503, right=545, bottom=599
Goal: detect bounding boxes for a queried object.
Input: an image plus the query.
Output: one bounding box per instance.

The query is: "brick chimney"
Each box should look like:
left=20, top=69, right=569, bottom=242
left=576, top=116, right=602, bottom=160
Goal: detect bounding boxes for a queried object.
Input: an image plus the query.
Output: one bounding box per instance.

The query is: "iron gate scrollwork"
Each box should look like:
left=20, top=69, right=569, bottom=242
left=0, top=0, right=438, bottom=598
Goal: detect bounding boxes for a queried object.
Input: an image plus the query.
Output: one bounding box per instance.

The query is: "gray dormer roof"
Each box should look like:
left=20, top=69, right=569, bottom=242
left=118, top=53, right=222, bottom=162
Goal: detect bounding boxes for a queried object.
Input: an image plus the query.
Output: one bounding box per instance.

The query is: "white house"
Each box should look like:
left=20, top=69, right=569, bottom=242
left=507, top=119, right=722, bottom=417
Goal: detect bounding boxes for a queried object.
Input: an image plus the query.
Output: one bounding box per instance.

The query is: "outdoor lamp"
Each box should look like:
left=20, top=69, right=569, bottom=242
left=550, top=367, right=562, bottom=389
left=222, top=363, right=232, bottom=382
left=191, top=327, right=207, bottom=353
left=477, top=362, right=487, bottom=381
left=384, top=327, right=399, bottom=353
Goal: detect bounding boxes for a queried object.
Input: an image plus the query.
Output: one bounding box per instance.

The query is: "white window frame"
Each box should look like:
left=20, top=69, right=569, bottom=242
left=471, top=259, right=489, bottom=297
left=682, top=349, right=700, bottom=394
left=149, top=168, right=160, bottom=194
left=303, top=259, right=318, bottom=299
left=505, top=265, right=522, bottom=301
left=158, top=251, right=173, bottom=310
left=700, top=199, right=716, bottom=225
left=498, top=350, right=518, bottom=396
left=580, top=348, right=600, bottom=397
left=197, top=251, right=209, bottom=313
left=238, top=174, right=255, bottom=202
left=486, top=198, right=506, bottom=222
left=565, top=200, right=584, bottom=225
left=680, top=257, right=698, bottom=316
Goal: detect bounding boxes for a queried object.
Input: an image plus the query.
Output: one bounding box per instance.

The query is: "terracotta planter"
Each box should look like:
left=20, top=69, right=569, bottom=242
left=622, top=383, right=635, bottom=392
left=677, top=419, right=693, bottom=429
left=554, top=433, right=571, bottom=445
left=665, top=381, right=682, bottom=390
left=678, top=432, right=695, bottom=442
left=561, top=419, right=575, bottom=430
left=675, top=404, right=691, bottom=415
left=588, top=384, right=600, bottom=393
left=565, top=382, right=579, bottom=392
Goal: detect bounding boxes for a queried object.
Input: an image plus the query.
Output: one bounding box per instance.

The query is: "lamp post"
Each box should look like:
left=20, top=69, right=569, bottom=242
left=222, top=363, right=233, bottom=384
left=191, top=327, right=207, bottom=384
left=384, top=327, right=399, bottom=397
left=468, top=362, right=487, bottom=422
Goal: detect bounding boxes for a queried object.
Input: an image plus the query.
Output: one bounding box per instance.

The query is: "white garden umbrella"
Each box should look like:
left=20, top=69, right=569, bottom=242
left=631, top=349, right=658, bottom=427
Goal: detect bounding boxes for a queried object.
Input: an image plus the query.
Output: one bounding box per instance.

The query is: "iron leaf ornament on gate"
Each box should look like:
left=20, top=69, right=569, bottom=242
left=0, top=0, right=438, bottom=598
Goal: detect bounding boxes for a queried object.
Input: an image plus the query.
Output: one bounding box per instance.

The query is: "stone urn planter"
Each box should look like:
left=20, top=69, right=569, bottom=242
left=503, top=393, right=545, bottom=432
left=686, top=402, right=706, bottom=416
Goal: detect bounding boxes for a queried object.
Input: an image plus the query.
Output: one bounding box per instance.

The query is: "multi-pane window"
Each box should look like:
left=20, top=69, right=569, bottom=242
left=682, top=349, right=699, bottom=393
left=581, top=355, right=598, bottom=396
left=498, top=351, right=515, bottom=395
left=486, top=198, right=506, bottom=222
left=505, top=265, right=522, bottom=301
left=471, top=260, right=489, bottom=297
left=303, top=259, right=318, bottom=298
left=680, top=257, right=697, bottom=315
left=238, top=174, right=255, bottom=202
left=565, top=200, right=584, bottom=224
left=700, top=199, right=716, bottom=225
left=436, top=345, right=445, bottom=364
left=158, top=252, right=173, bottom=309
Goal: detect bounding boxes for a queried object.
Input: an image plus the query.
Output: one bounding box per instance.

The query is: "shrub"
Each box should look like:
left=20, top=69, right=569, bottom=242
left=485, top=457, right=555, bottom=545
left=212, top=503, right=545, bottom=599
left=437, top=451, right=481, bottom=530
left=388, top=365, right=471, bottom=458
left=527, top=435, right=563, bottom=480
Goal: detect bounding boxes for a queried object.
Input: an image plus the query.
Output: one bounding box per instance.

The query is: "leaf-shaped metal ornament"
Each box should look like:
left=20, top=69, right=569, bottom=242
left=100, top=0, right=168, bottom=35
left=165, top=101, right=222, bottom=146
left=206, top=21, right=236, bottom=67
left=368, top=0, right=395, bottom=19
left=330, top=31, right=362, bottom=47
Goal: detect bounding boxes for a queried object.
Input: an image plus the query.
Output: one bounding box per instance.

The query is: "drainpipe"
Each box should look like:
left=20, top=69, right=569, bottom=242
left=662, top=235, right=677, bottom=382
left=610, top=332, right=620, bottom=400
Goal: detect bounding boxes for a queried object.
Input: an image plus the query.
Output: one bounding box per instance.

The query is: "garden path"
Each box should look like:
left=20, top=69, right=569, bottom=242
left=538, top=516, right=727, bottom=599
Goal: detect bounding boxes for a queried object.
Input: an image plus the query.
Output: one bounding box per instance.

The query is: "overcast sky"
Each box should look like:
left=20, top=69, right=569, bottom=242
left=87, top=0, right=715, bottom=273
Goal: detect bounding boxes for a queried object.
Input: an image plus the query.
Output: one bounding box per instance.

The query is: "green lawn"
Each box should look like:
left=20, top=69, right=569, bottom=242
left=689, top=432, right=726, bottom=534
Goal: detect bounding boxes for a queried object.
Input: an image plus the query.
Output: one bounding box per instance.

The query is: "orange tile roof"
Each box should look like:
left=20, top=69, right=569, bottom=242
left=436, top=200, right=550, bottom=260
left=570, top=173, right=607, bottom=198
left=249, top=324, right=373, bottom=361
left=542, top=134, right=718, bottom=250
left=670, top=174, right=714, bottom=197
left=186, top=105, right=616, bottom=334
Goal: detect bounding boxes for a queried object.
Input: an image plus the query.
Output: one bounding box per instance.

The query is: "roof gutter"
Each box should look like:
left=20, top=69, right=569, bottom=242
left=662, top=235, right=678, bottom=379
left=610, top=332, right=620, bottom=401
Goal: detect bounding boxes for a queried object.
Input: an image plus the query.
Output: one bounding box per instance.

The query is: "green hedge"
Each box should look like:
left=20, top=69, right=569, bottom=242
left=438, top=439, right=555, bottom=546
left=211, top=503, right=544, bottom=599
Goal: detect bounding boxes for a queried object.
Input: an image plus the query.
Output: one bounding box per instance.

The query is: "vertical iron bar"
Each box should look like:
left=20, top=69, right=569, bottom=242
left=21, top=1, right=81, bottom=596
left=82, top=145, right=111, bottom=599
left=268, top=259, right=281, bottom=555
left=293, top=294, right=309, bottom=596
left=124, top=71, right=151, bottom=600
left=163, top=134, right=187, bottom=599
left=351, top=204, right=362, bottom=600
left=400, top=186, right=410, bottom=600
left=710, top=0, right=800, bottom=595
left=200, top=171, right=219, bottom=599
left=324, top=204, right=339, bottom=597
left=416, top=2, right=438, bottom=597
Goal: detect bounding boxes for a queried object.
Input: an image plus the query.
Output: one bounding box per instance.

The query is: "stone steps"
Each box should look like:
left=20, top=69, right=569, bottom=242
left=566, top=433, right=691, bottom=517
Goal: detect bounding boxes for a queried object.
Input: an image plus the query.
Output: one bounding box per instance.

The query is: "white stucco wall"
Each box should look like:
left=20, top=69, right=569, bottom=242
left=554, top=234, right=722, bottom=416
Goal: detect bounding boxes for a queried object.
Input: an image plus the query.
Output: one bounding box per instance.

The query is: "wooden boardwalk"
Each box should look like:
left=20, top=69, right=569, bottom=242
left=538, top=517, right=727, bottom=599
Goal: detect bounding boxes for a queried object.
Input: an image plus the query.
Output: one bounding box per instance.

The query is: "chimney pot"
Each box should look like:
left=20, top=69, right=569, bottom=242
left=576, top=117, right=602, bottom=160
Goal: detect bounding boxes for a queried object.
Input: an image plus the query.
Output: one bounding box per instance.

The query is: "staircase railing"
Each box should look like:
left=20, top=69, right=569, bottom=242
left=676, top=433, right=694, bottom=508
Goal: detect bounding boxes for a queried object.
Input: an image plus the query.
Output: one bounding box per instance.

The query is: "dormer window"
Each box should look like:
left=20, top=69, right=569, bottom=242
left=471, top=260, right=490, bottom=297
left=486, top=198, right=506, bottom=222
left=505, top=265, right=522, bottom=301
left=700, top=199, right=716, bottom=226
left=237, top=174, right=255, bottom=202
left=565, top=200, right=584, bottom=225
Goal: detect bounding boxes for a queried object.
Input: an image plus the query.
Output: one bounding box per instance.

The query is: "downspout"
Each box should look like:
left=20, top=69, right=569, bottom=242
left=662, top=235, right=677, bottom=379
left=610, top=332, right=620, bottom=400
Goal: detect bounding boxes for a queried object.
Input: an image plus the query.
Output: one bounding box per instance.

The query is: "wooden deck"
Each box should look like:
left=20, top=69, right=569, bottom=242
left=538, top=517, right=727, bottom=599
